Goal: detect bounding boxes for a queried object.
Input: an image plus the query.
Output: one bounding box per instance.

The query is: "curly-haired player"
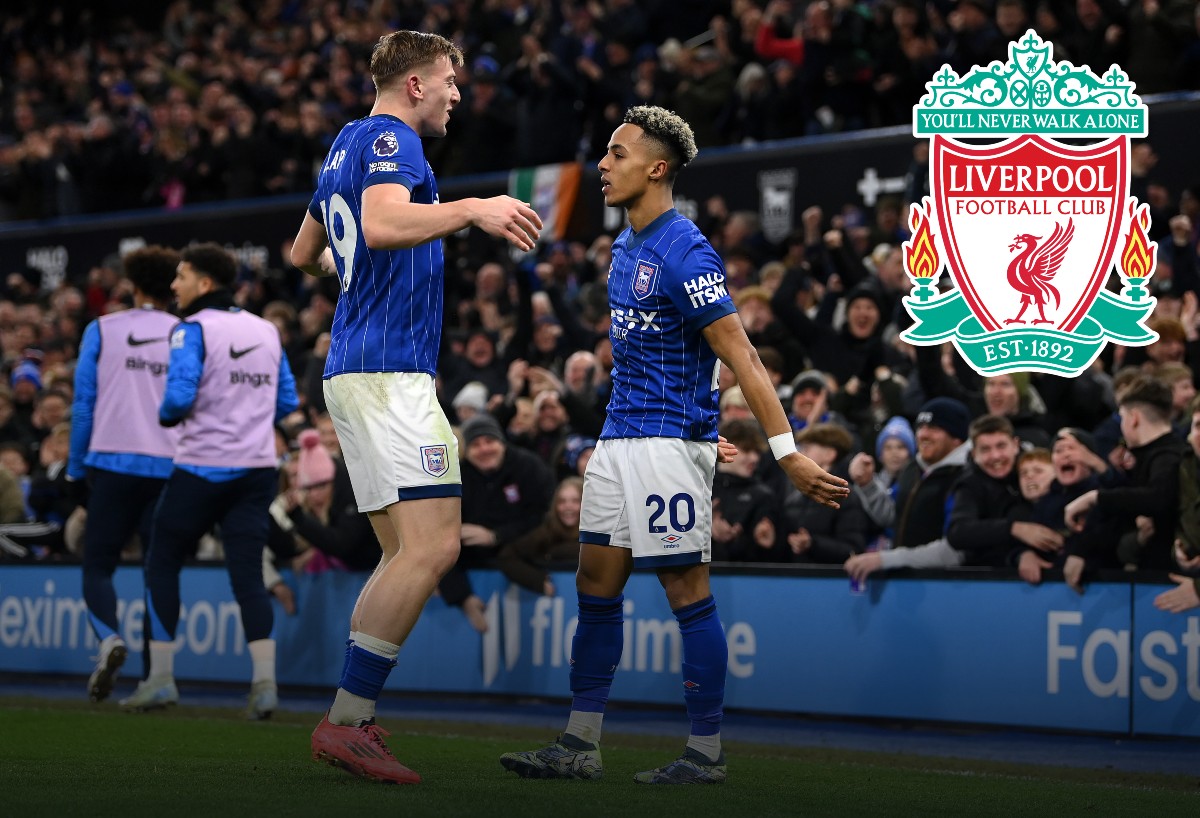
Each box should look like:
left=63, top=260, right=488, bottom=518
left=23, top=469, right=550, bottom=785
left=500, top=107, right=848, bottom=784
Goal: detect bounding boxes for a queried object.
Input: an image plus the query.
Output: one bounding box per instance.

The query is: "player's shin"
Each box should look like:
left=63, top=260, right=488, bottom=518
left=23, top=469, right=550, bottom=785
left=675, top=595, right=726, bottom=763
left=565, top=593, right=624, bottom=745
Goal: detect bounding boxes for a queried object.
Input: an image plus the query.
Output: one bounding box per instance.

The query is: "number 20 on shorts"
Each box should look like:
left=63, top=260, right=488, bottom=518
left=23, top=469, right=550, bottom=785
left=646, top=493, right=696, bottom=533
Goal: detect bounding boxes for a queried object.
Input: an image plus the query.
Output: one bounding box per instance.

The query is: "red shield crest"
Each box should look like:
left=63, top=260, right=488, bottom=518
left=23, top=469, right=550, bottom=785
left=932, top=134, right=1126, bottom=333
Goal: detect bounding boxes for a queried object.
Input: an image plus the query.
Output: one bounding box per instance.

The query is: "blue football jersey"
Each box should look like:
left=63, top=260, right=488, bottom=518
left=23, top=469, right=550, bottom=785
left=602, top=209, right=736, bottom=441
left=309, top=115, right=444, bottom=378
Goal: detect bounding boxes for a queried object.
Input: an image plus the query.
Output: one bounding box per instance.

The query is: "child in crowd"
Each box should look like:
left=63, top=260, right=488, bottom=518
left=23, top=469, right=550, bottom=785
left=1016, top=432, right=1106, bottom=586
left=1016, top=448, right=1054, bottom=506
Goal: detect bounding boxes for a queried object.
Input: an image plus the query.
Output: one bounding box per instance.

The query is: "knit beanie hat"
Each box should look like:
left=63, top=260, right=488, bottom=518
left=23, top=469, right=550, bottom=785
left=844, top=283, right=883, bottom=312
left=452, top=381, right=489, bottom=413
left=297, top=429, right=336, bottom=487
left=462, top=413, right=506, bottom=445
left=876, top=415, right=916, bottom=459
left=10, top=360, right=42, bottom=390
left=915, top=397, right=971, bottom=443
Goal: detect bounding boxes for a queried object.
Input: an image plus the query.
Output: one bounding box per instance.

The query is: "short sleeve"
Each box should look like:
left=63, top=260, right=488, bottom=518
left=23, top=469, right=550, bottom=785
left=308, top=194, right=323, bottom=222
left=360, top=124, right=423, bottom=192
left=660, top=240, right=736, bottom=332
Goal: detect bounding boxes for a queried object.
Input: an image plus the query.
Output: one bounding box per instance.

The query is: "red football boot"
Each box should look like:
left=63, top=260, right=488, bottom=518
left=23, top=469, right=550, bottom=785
left=311, top=713, right=421, bottom=784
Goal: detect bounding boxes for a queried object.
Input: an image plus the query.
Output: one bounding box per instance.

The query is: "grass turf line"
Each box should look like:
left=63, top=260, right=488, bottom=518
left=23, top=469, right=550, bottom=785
left=2, top=697, right=1197, bottom=818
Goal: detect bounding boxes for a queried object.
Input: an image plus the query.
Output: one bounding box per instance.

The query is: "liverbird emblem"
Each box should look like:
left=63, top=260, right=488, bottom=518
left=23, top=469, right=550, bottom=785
left=1003, top=219, right=1075, bottom=325
left=901, top=30, right=1158, bottom=376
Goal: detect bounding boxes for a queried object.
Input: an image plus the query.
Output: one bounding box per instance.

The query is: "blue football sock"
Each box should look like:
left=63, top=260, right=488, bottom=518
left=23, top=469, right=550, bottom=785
left=569, top=593, right=624, bottom=715
left=675, top=595, right=726, bottom=741
left=341, top=632, right=357, bottom=682
left=339, top=643, right=397, bottom=702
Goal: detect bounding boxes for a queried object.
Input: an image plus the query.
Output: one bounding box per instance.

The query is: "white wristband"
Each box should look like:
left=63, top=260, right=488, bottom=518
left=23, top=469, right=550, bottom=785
left=768, top=432, right=798, bottom=461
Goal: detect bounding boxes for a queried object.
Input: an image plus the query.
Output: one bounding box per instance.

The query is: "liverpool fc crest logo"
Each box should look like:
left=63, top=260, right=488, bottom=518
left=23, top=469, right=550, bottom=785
left=901, top=31, right=1156, bottom=376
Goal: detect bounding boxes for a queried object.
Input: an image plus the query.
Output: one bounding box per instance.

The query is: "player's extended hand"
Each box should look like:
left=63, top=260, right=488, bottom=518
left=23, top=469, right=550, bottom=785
left=717, top=435, right=738, bottom=464
left=781, top=451, right=849, bottom=509
left=1154, top=574, right=1200, bottom=613
left=473, top=196, right=543, bottom=252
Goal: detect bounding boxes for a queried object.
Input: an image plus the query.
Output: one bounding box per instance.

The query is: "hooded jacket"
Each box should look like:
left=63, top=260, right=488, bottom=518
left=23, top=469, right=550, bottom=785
left=855, top=441, right=971, bottom=551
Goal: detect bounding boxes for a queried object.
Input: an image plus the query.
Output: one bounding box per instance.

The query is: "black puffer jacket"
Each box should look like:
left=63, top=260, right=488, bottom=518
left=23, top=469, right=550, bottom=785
left=946, top=463, right=1026, bottom=567
left=1069, top=431, right=1186, bottom=570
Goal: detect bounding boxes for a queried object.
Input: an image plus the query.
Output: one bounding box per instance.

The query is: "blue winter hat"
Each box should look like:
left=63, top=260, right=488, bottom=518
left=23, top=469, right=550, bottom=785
left=563, top=435, right=597, bottom=472
left=10, top=361, right=41, bottom=391
left=473, top=56, right=500, bottom=80
left=916, top=397, right=971, bottom=442
left=876, top=416, right=916, bottom=459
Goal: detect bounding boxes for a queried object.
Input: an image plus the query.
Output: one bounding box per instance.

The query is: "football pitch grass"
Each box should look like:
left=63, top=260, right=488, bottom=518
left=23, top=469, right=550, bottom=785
left=3, top=696, right=1197, bottom=818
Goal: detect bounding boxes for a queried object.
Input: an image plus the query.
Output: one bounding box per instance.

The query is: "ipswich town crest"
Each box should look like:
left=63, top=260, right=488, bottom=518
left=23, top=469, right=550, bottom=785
left=901, top=30, right=1156, bottom=376
left=420, top=444, right=449, bottom=478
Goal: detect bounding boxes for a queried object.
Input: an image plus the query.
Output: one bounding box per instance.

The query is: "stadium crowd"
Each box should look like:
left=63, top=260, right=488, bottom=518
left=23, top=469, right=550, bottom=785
left=2, top=185, right=1200, bottom=625
left=0, top=1, right=1199, bottom=628
left=2, top=0, right=1200, bottom=220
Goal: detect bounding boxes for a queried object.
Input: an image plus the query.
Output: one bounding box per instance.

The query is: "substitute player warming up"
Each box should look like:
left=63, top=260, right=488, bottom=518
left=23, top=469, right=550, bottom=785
left=70, top=246, right=179, bottom=702
left=124, top=243, right=299, bottom=719
left=500, top=107, right=848, bottom=784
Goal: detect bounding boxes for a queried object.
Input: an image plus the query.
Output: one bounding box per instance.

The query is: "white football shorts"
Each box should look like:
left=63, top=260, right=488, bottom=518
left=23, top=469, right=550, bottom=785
left=324, top=372, right=461, bottom=512
left=579, top=437, right=716, bottom=567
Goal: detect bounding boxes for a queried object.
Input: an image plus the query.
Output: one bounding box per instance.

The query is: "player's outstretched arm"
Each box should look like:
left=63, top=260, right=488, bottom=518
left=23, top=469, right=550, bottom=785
left=291, top=211, right=336, bottom=277
left=702, top=313, right=849, bottom=509
left=362, top=184, right=543, bottom=252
